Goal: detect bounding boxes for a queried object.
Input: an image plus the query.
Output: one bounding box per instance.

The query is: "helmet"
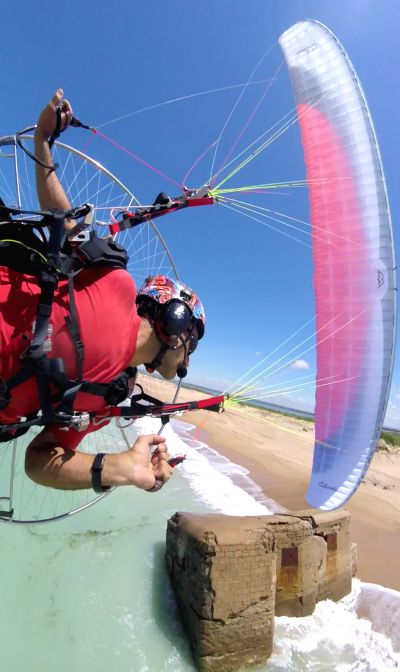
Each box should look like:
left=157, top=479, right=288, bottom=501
left=136, top=275, right=205, bottom=344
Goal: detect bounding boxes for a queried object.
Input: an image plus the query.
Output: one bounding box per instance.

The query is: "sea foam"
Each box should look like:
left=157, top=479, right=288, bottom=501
left=129, top=416, right=283, bottom=515
left=132, top=417, right=400, bottom=663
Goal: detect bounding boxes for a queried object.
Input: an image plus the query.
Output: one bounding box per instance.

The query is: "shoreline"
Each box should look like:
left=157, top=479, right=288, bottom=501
left=140, top=376, right=400, bottom=591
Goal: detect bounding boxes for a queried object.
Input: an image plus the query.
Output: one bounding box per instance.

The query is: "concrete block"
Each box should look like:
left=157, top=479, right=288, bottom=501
left=166, top=510, right=353, bottom=671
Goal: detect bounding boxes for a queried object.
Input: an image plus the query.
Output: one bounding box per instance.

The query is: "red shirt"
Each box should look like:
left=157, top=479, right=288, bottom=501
left=0, top=266, right=140, bottom=449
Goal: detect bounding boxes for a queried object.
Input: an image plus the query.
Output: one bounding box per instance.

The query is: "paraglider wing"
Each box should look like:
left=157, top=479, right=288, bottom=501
left=279, top=20, right=396, bottom=510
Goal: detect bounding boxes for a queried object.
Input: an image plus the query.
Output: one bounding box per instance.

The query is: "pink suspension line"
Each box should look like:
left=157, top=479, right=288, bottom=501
left=93, top=129, right=182, bottom=189
left=181, top=139, right=218, bottom=189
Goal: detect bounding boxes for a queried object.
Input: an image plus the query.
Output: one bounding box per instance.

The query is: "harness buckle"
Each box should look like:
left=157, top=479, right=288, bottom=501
left=68, top=204, right=94, bottom=242
left=72, top=412, right=90, bottom=431
left=58, top=412, right=90, bottom=432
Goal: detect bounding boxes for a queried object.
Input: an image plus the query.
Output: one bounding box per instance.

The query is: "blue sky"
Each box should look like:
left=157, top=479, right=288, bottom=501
left=1, top=1, right=399, bottom=426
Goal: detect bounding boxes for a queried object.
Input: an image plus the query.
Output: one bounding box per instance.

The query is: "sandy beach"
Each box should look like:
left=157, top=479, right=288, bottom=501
left=141, top=375, right=400, bottom=592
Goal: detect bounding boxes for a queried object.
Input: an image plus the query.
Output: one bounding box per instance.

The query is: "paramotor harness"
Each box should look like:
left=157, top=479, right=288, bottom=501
left=0, top=200, right=224, bottom=442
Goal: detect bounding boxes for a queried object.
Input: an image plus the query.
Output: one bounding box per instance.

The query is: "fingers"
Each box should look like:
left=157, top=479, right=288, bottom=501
left=132, top=434, right=167, bottom=464
left=150, top=436, right=169, bottom=468
left=151, top=445, right=169, bottom=467
left=147, top=435, right=172, bottom=487
left=61, top=98, right=73, bottom=116
left=146, top=453, right=173, bottom=493
left=154, top=457, right=173, bottom=480
left=150, top=434, right=166, bottom=447
left=135, top=434, right=166, bottom=448
left=51, top=88, right=64, bottom=109
left=50, top=89, right=73, bottom=131
left=130, top=434, right=175, bottom=493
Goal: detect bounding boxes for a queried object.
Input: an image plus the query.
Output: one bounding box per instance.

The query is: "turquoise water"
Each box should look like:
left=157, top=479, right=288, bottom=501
left=0, top=483, right=200, bottom=672
left=0, top=419, right=399, bottom=671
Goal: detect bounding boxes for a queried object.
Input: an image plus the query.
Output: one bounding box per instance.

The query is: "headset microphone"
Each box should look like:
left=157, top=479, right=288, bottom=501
left=176, top=364, right=188, bottom=378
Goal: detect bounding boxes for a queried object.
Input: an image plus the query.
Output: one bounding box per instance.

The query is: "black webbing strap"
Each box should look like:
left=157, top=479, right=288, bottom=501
left=0, top=207, right=133, bottom=428
left=20, top=212, right=68, bottom=422
left=22, top=214, right=65, bottom=360
left=0, top=197, right=12, bottom=222
left=6, top=357, right=67, bottom=392
left=73, top=234, right=129, bottom=270
left=53, top=367, right=138, bottom=421
left=58, top=234, right=129, bottom=277
left=65, top=273, right=84, bottom=381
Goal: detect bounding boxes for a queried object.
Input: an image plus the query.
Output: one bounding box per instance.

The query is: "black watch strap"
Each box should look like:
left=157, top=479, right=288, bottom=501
left=91, top=452, right=111, bottom=493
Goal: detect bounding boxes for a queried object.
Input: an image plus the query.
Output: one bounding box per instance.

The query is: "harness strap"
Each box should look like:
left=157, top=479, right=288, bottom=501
left=1, top=356, right=68, bottom=427
left=65, top=273, right=84, bottom=381
left=52, top=367, right=138, bottom=423
left=0, top=197, right=12, bottom=222
left=74, top=234, right=128, bottom=270
left=18, top=213, right=69, bottom=422
left=0, top=378, right=11, bottom=410
left=0, top=207, right=132, bottom=429
left=59, top=234, right=129, bottom=276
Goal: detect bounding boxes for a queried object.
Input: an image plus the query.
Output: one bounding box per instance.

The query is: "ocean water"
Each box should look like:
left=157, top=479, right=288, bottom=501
left=0, top=419, right=399, bottom=672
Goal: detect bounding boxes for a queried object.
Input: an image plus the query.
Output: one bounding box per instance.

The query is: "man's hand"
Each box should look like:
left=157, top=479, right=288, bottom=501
left=127, top=434, right=173, bottom=491
left=25, top=430, right=174, bottom=492
left=35, top=88, right=73, bottom=141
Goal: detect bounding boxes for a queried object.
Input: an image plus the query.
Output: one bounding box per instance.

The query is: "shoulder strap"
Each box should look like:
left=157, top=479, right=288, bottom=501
left=0, top=197, right=13, bottom=222
left=60, top=233, right=128, bottom=275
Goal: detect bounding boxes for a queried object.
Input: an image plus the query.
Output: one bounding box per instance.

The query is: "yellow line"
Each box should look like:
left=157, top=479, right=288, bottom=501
left=226, top=404, right=312, bottom=442
left=0, top=239, right=47, bottom=264
left=226, top=404, right=338, bottom=451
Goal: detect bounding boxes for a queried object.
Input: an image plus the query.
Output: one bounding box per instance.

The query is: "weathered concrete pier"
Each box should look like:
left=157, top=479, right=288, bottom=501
left=166, top=510, right=353, bottom=672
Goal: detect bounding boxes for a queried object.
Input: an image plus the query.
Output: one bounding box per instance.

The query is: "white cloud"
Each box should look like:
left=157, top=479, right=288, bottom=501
left=289, top=359, right=309, bottom=371
left=255, top=351, right=263, bottom=357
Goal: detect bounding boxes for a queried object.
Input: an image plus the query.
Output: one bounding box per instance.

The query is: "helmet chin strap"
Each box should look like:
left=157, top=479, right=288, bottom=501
left=145, top=342, right=169, bottom=374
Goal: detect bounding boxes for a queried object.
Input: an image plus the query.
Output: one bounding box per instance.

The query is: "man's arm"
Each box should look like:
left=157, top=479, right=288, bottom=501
left=34, top=88, right=74, bottom=227
left=26, top=90, right=174, bottom=494
left=25, top=429, right=172, bottom=492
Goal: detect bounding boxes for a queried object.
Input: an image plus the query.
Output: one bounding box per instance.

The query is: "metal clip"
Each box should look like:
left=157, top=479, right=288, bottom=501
left=59, top=413, right=90, bottom=432
left=193, top=184, right=211, bottom=198
left=72, top=412, right=90, bottom=432
left=68, top=204, right=94, bottom=242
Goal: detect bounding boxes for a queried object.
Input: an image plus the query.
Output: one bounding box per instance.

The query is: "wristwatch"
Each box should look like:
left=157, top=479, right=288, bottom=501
left=91, top=453, right=111, bottom=493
